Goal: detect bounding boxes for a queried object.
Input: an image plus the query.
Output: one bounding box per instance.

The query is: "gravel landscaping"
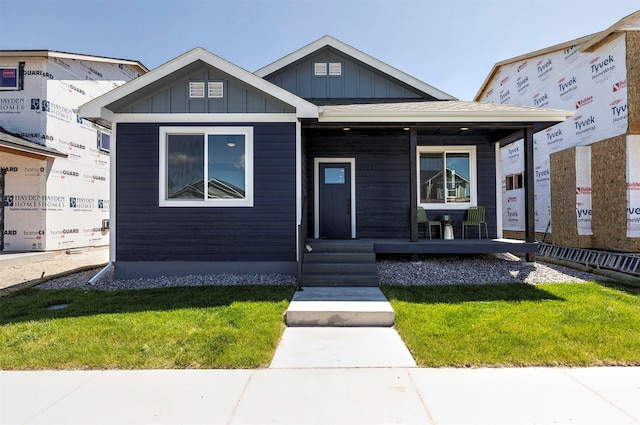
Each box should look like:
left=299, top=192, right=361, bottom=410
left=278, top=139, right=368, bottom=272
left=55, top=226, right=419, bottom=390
left=31, top=254, right=609, bottom=291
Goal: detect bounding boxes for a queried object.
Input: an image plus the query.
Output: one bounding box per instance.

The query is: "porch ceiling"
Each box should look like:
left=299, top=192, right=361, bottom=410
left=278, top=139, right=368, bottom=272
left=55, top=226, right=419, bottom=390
left=303, top=121, right=542, bottom=146
left=310, top=100, right=574, bottom=145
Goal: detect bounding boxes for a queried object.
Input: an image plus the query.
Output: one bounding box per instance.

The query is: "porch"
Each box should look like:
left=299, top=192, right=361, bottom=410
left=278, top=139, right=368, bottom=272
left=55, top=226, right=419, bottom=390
left=372, top=238, right=536, bottom=255
left=298, top=238, right=536, bottom=287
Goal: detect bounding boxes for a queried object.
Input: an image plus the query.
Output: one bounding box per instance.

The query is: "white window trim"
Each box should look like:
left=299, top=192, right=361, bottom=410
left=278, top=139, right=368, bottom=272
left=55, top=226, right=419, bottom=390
left=159, top=126, right=254, bottom=207
left=417, top=145, right=477, bottom=210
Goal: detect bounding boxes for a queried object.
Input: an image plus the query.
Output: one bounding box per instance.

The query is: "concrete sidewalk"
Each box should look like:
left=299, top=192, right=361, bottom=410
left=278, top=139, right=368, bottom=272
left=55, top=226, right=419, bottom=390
left=2, top=367, right=639, bottom=424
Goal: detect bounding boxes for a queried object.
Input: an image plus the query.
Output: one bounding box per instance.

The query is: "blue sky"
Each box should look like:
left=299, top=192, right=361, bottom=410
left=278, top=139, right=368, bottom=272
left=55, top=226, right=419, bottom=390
left=0, top=0, right=638, bottom=100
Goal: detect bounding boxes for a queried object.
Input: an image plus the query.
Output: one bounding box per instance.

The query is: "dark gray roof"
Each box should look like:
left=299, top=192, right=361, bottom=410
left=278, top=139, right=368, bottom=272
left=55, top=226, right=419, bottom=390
left=0, top=128, right=67, bottom=158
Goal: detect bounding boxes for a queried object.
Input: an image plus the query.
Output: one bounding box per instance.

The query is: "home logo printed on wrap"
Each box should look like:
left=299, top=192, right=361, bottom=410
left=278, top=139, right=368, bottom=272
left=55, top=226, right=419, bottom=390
left=537, top=58, right=553, bottom=81
left=558, top=76, right=578, bottom=100
left=611, top=99, right=628, bottom=129
left=590, top=54, right=616, bottom=84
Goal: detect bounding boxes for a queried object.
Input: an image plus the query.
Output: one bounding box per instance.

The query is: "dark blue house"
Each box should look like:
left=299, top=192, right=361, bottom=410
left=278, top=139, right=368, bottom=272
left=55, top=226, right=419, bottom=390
left=79, top=36, right=572, bottom=280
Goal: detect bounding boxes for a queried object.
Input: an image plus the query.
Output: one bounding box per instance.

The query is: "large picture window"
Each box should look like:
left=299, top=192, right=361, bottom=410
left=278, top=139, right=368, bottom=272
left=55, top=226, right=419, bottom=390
left=159, top=126, right=253, bottom=207
left=418, top=146, right=476, bottom=209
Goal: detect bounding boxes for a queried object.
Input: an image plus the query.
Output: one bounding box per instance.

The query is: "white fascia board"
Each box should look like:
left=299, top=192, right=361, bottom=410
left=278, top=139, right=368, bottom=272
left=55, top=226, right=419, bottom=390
left=318, top=110, right=575, bottom=123
left=112, top=113, right=299, bottom=123
left=255, top=35, right=457, bottom=101
left=78, top=47, right=317, bottom=123
left=0, top=50, right=148, bottom=72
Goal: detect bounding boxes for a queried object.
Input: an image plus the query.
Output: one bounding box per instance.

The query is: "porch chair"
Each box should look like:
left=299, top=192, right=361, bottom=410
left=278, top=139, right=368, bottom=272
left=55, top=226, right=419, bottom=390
left=417, top=206, right=442, bottom=239
left=462, top=206, right=488, bottom=239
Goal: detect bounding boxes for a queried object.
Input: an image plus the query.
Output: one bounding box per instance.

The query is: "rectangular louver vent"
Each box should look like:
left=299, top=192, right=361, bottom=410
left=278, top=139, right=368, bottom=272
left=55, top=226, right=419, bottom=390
left=208, top=82, right=224, bottom=98
left=329, top=62, right=342, bottom=76
left=189, top=82, right=205, bottom=98
left=314, top=63, right=327, bottom=76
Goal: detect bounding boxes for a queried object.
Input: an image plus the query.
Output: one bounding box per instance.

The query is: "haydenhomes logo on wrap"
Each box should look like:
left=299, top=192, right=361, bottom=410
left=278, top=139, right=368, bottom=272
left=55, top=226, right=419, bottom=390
left=611, top=99, right=628, bottom=129
left=0, top=98, right=25, bottom=113
left=590, top=54, right=616, bottom=83
left=3, top=194, right=65, bottom=209
left=537, top=58, right=553, bottom=81
left=70, top=196, right=95, bottom=210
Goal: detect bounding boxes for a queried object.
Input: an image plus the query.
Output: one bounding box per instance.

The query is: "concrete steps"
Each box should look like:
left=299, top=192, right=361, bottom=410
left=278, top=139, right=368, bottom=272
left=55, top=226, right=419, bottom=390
left=285, top=287, right=395, bottom=327
left=300, top=241, right=379, bottom=287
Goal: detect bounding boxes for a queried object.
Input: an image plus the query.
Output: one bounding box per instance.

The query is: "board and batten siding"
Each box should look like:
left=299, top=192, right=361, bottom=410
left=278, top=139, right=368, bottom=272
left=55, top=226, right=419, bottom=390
left=265, top=48, right=430, bottom=103
left=111, top=64, right=295, bottom=114
left=305, top=130, right=497, bottom=239
left=115, top=122, right=297, bottom=262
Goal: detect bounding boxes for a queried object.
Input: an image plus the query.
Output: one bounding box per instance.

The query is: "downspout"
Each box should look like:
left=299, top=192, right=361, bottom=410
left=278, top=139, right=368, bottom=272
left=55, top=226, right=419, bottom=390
left=89, top=122, right=118, bottom=284
left=88, top=262, right=113, bottom=284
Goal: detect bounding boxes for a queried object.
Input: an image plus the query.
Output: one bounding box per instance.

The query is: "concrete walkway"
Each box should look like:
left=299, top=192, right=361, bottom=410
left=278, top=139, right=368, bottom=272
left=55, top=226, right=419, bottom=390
left=2, top=367, right=639, bottom=424
left=2, top=252, right=640, bottom=424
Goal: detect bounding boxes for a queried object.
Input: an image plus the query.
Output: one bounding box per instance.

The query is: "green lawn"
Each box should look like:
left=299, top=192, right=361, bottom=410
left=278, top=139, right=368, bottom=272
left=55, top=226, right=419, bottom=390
left=0, top=285, right=295, bottom=370
left=3, top=280, right=639, bottom=370
left=382, top=281, right=640, bottom=367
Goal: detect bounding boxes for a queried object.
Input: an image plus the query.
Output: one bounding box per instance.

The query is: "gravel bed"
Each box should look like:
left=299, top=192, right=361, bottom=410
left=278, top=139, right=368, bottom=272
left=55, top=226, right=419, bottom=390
left=378, top=255, right=609, bottom=285
left=33, top=254, right=608, bottom=291
left=35, top=268, right=297, bottom=291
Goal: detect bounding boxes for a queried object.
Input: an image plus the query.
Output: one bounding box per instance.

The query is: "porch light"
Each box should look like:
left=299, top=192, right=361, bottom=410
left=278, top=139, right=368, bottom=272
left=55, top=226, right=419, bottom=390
left=343, top=127, right=350, bottom=131
left=403, top=127, right=410, bottom=131
left=460, top=127, right=469, bottom=131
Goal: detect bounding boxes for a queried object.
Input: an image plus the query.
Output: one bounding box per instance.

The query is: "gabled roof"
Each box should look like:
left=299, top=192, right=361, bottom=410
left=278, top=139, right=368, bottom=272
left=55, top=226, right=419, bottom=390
left=0, top=50, right=147, bottom=74
left=0, top=127, right=67, bottom=159
left=474, top=10, right=640, bottom=100
left=79, top=47, right=319, bottom=126
left=255, top=35, right=457, bottom=101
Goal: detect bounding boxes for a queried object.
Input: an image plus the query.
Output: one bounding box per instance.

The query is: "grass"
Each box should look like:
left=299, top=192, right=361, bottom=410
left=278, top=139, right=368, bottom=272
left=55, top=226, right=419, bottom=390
left=382, top=281, right=640, bottom=367
left=3, top=279, right=640, bottom=370
left=0, top=285, right=295, bottom=370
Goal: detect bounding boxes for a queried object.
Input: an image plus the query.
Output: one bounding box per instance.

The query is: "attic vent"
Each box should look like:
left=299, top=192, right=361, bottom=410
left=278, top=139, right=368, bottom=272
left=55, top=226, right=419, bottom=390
left=208, top=82, right=224, bottom=98
left=189, top=82, right=205, bottom=98
left=329, top=62, right=342, bottom=76
left=314, top=63, right=327, bottom=76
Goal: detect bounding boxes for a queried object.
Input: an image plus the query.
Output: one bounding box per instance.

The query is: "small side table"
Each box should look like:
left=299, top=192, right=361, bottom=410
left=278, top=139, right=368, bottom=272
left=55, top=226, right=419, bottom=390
left=442, top=217, right=454, bottom=240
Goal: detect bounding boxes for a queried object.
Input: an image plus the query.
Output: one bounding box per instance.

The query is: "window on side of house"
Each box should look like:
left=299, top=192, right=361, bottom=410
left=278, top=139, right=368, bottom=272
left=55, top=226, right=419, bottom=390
left=505, top=172, right=524, bottom=191
left=159, top=126, right=254, bottom=207
left=418, top=146, right=476, bottom=209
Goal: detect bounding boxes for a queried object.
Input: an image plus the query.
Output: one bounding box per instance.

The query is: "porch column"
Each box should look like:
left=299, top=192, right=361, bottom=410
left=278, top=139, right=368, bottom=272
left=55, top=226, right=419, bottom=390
left=410, top=127, right=418, bottom=242
left=524, top=125, right=536, bottom=262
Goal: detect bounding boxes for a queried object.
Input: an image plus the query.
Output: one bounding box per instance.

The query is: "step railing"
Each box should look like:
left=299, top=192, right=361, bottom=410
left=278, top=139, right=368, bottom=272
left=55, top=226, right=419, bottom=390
left=538, top=242, right=640, bottom=276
